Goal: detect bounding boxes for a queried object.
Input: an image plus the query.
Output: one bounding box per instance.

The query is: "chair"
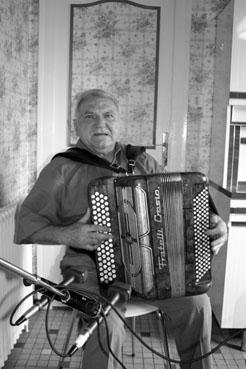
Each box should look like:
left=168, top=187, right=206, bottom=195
left=57, top=300, right=181, bottom=369
left=125, top=299, right=180, bottom=369
left=242, top=331, right=246, bottom=351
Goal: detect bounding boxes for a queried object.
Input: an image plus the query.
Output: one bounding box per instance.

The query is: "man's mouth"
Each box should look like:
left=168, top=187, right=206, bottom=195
left=94, top=132, right=109, bottom=136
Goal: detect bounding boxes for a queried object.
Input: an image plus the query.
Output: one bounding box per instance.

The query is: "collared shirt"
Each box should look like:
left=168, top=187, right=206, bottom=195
left=14, top=140, right=160, bottom=244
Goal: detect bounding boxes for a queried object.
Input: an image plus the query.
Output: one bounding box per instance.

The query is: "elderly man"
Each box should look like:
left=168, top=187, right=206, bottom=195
left=15, top=89, right=227, bottom=369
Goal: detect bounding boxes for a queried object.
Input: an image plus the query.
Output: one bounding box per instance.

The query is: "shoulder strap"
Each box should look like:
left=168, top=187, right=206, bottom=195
left=52, top=147, right=127, bottom=173
left=125, top=144, right=146, bottom=173
left=52, top=145, right=146, bottom=174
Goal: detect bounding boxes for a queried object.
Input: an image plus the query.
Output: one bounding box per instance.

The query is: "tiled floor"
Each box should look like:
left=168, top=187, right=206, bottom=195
left=2, top=307, right=246, bottom=369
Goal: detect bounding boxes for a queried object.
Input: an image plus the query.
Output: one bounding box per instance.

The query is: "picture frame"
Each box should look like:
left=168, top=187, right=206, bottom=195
left=68, top=0, right=160, bottom=147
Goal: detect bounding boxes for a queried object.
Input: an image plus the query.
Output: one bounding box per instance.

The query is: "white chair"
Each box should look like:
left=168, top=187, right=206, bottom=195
left=125, top=300, right=180, bottom=369
left=57, top=300, right=180, bottom=369
left=242, top=331, right=246, bottom=351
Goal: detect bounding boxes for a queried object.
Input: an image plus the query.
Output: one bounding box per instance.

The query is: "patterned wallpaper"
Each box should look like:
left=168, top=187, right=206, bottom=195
left=186, top=0, right=232, bottom=174
left=69, top=1, right=160, bottom=147
left=0, top=0, right=39, bottom=208
left=69, top=0, right=233, bottom=169
left=0, top=0, right=233, bottom=209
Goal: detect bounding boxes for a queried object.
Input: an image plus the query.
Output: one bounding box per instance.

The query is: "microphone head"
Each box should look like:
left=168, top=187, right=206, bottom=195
left=23, top=278, right=33, bottom=286
left=63, top=268, right=88, bottom=284
left=107, top=282, right=131, bottom=303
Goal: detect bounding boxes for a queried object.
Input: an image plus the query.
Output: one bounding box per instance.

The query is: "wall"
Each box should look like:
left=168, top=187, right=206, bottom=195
left=230, top=0, right=246, bottom=92
left=69, top=2, right=160, bottom=148
left=0, top=0, right=39, bottom=208
left=0, top=1, right=39, bottom=363
left=0, top=0, right=235, bottom=206
left=209, top=0, right=234, bottom=186
left=186, top=0, right=232, bottom=175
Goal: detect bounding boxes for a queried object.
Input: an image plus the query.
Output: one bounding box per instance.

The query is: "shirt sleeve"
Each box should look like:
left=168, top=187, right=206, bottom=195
left=14, top=160, right=65, bottom=244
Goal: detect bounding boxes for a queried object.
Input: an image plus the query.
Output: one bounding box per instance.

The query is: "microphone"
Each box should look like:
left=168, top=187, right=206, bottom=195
left=26, top=276, right=102, bottom=319
left=67, top=282, right=131, bottom=356
left=15, top=276, right=75, bottom=326
left=0, top=257, right=101, bottom=319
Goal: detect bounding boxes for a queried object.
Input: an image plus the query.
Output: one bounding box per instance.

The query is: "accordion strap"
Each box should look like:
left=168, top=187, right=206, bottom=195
left=52, top=145, right=146, bottom=174
left=125, top=144, right=146, bottom=173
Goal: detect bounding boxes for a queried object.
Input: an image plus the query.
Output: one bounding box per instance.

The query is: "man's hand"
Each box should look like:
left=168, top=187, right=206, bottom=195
left=30, top=208, right=112, bottom=250
left=206, top=213, right=228, bottom=255
left=69, top=208, right=112, bottom=251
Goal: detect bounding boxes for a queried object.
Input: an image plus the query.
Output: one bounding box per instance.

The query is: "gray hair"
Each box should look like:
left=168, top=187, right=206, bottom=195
left=75, top=89, right=119, bottom=118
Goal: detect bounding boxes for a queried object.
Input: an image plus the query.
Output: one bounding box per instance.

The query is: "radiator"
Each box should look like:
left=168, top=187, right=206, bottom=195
left=0, top=204, right=33, bottom=368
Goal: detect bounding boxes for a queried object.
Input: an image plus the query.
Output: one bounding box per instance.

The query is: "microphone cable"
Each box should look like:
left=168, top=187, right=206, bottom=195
left=96, top=315, right=109, bottom=357
left=44, top=286, right=126, bottom=368
left=44, top=285, right=101, bottom=358
left=9, top=283, right=246, bottom=366
left=100, top=309, right=127, bottom=369
left=97, top=293, right=246, bottom=366
left=95, top=312, right=126, bottom=369
left=9, top=286, right=45, bottom=326
left=45, top=293, right=70, bottom=358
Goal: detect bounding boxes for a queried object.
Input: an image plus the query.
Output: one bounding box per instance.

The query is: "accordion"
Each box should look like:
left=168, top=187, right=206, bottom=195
left=88, top=172, right=212, bottom=300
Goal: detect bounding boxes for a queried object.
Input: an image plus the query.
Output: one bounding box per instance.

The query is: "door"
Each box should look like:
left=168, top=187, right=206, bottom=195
left=37, top=0, right=192, bottom=281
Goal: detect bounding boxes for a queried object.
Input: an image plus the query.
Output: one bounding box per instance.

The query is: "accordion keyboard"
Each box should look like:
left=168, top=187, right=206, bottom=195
left=193, top=187, right=211, bottom=283
left=90, top=192, right=116, bottom=283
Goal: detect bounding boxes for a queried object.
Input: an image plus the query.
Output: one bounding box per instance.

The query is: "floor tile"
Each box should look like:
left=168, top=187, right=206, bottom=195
left=1, top=307, right=246, bottom=369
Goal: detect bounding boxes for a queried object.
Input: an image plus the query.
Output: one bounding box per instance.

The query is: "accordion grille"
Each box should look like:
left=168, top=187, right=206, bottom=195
left=193, top=187, right=211, bottom=283
left=90, top=191, right=116, bottom=283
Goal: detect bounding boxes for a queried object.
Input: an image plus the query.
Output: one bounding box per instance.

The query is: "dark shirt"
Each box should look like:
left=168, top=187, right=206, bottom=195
left=14, top=140, right=160, bottom=244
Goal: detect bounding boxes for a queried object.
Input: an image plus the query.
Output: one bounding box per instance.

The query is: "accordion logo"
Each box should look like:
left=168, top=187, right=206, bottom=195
left=156, top=228, right=167, bottom=269
left=153, top=186, right=167, bottom=269
left=154, top=187, right=162, bottom=223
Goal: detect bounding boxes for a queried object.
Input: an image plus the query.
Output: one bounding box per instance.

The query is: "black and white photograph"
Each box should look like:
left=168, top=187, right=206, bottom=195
left=0, top=1, right=245, bottom=369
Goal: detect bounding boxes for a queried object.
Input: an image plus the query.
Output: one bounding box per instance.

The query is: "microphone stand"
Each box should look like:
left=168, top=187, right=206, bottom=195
left=0, top=257, right=67, bottom=298
left=67, top=281, right=131, bottom=356
left=0, top=257, right=101, bottom=318
left=0, top=257, right=131, bottom=360
left=15, top=275, right=75, bottom=325
left=68, top=291, right=120, bottom=356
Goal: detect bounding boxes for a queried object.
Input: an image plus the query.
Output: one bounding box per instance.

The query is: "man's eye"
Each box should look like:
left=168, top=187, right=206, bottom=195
left=105, top=113, right=114, bottom=119
left=84, top=113, right=95, bottom=119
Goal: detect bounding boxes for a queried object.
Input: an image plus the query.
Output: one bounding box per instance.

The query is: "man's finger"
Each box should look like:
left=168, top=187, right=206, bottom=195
left=212, top=246, right=220, bottom=255
left=206, top=227, right=219, bottom=237
left=85, top=243, right=100, bottom=251
left=90, top=224, right=112, bottom=234
left=90, top=233, right=112, bottom=244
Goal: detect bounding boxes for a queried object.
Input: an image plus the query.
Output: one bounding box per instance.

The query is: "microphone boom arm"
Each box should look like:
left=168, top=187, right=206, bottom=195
left=0, top=257, right=131, bottom=358
left=0, top=257, right=66, bottom=298
left=0, top=257, right=101, bottom=318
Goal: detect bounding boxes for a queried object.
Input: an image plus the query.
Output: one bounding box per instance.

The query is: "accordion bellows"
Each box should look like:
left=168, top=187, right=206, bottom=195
left=88, top=172, right=212, bottom=300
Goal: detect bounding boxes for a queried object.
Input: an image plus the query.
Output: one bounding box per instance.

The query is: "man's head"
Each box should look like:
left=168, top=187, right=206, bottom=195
left=74, top=89, right=121, bottom=156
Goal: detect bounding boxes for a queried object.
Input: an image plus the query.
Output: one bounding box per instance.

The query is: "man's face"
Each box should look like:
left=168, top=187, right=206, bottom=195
left=75, top=96, right=121, bottom=155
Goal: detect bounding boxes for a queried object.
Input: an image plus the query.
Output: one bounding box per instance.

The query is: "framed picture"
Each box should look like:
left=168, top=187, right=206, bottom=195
left=68, top=0, right=160, bottom=147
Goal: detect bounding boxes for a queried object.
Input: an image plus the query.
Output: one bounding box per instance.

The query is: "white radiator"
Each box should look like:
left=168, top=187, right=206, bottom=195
left=0, top=204, right=33, bottom=368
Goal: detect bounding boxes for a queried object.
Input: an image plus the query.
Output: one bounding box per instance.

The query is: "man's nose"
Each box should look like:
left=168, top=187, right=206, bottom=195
left=95, top=115, right=106, bottom=126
